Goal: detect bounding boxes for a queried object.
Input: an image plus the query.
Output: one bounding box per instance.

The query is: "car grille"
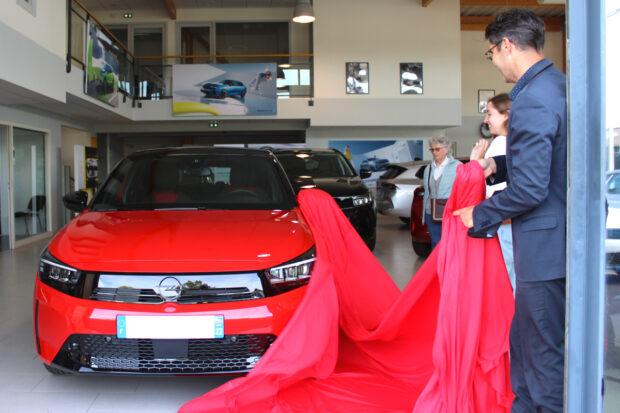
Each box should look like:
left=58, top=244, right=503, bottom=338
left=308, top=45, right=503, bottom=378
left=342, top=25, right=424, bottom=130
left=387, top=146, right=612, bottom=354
left=87, top=273, right=265, bottom=304
left=53, top=334, right=276, bottom=374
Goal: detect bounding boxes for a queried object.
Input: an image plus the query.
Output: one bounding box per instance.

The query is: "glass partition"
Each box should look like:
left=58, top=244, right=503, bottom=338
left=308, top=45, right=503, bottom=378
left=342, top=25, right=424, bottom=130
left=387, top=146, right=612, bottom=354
left=604, top=1, right=620, bottom=411
left=12, top=128, right=46, bottom=240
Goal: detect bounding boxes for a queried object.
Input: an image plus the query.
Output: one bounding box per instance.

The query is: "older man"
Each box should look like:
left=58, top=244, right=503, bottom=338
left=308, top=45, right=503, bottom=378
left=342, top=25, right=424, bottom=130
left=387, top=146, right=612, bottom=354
left=454, top=9, right=567, bottom=413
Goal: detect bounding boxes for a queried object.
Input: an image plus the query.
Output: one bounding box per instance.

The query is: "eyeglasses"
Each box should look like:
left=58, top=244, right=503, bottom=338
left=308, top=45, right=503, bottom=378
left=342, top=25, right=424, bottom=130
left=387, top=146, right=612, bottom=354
left=484, top=42, right=501, bottom=61
left=429, top=147, right=446, bottom=153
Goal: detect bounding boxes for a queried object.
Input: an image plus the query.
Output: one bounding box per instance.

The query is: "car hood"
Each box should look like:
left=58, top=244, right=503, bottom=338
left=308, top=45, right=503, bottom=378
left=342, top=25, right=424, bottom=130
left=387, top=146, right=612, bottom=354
left=48, top=209, right=313, bottom=273
left=288, top=176, right=369, bottom=197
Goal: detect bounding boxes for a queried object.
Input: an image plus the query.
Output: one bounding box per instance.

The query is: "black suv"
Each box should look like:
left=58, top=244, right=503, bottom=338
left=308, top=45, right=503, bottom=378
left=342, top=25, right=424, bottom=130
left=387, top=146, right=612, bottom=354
left=274, top=148, right=377, bottom=250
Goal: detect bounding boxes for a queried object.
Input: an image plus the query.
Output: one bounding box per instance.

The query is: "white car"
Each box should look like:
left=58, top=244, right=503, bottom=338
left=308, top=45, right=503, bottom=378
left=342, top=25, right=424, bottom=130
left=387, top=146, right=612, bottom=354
left=376, top=160, right=429, bottom=223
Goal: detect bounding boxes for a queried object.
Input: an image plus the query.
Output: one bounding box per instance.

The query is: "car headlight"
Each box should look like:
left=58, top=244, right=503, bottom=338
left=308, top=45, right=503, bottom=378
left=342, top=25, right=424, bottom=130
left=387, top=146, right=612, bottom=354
left=264, top=247, right=316, bottom=294
left=38, top=248, right=83, bottom=297
left=352, top=193, right=373, bottom=207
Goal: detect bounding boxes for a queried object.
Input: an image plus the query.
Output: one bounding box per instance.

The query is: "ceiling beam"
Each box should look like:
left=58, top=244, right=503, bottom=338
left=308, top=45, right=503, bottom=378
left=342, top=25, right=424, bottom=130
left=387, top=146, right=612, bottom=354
left=163, top=0, right=176, bottom=20
left=422, top=0, right=434, bottom=7
left=461, top=0, right=564, bottom=7
left=461, top=15, right=564, bottom=31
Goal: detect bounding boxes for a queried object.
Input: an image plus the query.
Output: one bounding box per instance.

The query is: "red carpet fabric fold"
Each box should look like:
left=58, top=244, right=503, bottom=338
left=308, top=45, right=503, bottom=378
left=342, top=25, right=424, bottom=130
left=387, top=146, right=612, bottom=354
left=179, top=161, right=514, bottom=413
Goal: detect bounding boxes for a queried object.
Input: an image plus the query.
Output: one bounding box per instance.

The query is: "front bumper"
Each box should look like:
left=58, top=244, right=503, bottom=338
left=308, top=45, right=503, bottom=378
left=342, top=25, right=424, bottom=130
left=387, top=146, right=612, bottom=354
left=33, top=278, right=306, bottom=374
left=340, top=203, right=376, bottom=246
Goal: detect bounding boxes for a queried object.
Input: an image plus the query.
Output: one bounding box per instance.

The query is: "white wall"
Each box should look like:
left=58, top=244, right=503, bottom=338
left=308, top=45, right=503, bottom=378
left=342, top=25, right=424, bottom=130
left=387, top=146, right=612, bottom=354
left=88, top=0, right=462, bottom=128
left=0, top=0, right=66, bottom=60
left=449, top=30, right=565, bottom=153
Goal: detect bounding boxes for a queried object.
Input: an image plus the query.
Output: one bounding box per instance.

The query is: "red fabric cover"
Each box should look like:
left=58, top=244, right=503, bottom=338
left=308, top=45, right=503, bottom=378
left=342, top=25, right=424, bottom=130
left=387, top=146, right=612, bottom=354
left=179, top=161, right=514, bottom=413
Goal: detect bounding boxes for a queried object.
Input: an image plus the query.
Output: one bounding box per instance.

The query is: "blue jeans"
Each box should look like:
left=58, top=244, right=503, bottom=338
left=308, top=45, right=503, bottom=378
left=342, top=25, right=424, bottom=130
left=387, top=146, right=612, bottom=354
left=497, top=223, right=516, bottom=294
left=425, top=213, right=442, bottom=250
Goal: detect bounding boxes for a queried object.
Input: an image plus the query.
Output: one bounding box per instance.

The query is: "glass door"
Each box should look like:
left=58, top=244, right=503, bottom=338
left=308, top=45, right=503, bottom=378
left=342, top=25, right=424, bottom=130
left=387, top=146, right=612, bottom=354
left=12, top=127, right=47, bottom=241
left=605, top=1, right=620, bottom=411
left=0, top=125, right=9, bottom=251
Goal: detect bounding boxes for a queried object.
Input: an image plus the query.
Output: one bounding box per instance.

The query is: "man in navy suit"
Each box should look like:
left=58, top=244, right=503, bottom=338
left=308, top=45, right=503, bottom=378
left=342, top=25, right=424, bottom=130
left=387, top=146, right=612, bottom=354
left=454, top=9, right=567, bottom=413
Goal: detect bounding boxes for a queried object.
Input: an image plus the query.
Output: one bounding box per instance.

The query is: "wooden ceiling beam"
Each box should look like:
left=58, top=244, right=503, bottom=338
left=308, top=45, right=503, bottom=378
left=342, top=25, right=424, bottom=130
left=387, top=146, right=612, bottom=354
left=461, top=15, right=564, bottom=31
left=163, top=0, right=177, bottom=20
left=461, top=0, right=564, bottom=7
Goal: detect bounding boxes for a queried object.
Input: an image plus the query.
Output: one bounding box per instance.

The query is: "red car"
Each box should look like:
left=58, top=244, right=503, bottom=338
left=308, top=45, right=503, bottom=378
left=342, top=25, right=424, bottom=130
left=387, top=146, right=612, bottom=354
left=410, top=185, right=432, bottom=257
left=34, top=147, right=315, bottom=375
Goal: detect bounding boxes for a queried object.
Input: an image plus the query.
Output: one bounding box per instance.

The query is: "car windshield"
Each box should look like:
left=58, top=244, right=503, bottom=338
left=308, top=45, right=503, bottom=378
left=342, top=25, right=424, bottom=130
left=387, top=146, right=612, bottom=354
left=90, top=153, right=296, bottom=211
left=276, top=152, right=356, bottom=178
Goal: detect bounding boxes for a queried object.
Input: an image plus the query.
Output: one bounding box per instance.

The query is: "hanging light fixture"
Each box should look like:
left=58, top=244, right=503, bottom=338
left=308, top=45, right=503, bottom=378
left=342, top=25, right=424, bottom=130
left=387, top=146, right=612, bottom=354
left=292, top=0, right=316, bottom=23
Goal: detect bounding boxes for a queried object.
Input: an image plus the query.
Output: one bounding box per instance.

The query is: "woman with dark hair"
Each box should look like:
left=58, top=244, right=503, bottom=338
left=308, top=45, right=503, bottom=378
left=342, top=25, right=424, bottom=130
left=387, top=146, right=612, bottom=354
left=472, top=93, right=516, bottom=294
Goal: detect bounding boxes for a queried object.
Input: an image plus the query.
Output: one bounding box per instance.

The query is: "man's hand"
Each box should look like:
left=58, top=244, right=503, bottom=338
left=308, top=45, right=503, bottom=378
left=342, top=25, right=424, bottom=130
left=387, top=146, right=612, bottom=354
left=470, top=139, right=490, bottom=161
left=453, top=206, right=475, bottom=228
left=477, top=158, right=496, bottom=178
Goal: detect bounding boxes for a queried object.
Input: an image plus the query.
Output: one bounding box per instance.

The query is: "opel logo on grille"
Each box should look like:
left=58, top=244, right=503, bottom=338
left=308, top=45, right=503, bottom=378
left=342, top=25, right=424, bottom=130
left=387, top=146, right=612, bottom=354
left=157, top=277, right=182, bottom=301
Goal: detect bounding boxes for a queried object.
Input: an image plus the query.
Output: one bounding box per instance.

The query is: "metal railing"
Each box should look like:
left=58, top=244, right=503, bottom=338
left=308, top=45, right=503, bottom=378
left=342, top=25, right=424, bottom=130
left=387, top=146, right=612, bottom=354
left=67, top=0, right=314, bottom=104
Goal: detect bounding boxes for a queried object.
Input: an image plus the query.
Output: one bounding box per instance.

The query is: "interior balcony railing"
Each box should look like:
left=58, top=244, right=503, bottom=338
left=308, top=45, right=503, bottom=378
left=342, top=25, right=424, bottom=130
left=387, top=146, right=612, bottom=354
left=67, top=0, right=314, bottom=106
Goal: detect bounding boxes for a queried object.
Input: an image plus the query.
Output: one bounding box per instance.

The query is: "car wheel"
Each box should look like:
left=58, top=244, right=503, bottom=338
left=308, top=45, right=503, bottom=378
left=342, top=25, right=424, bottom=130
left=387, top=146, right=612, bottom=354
left=412, top=241, right=431, bottom=257
left=399, top=217, right=410, bottom=225
left=219, top=90, right=227, bottom=99
left=44, top=363, right=69, bottom=375
left=240, top=90, right=246, bottom=97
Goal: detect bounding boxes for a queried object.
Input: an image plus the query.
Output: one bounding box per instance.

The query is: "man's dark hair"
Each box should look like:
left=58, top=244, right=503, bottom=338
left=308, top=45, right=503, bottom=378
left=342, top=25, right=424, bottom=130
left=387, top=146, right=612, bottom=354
left=485, top=8, right=545, bottom=51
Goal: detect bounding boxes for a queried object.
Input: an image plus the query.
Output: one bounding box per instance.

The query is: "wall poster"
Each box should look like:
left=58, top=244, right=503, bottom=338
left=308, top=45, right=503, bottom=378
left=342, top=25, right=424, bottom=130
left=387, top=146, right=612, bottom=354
left=172, top=63, right=277, bottom=116
left=329, top=140, right=424, bottom=193
left=85, top=21, right=120, bottom=107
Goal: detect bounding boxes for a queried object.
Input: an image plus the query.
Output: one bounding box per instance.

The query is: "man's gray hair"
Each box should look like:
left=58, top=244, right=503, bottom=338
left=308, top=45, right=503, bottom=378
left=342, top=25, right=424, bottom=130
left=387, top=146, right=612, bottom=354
left=429, top=136, right=451, bottom=152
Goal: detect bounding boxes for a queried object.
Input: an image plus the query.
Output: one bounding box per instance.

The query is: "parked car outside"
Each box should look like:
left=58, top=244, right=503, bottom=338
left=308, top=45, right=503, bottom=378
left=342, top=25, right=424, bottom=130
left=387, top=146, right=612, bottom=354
left=35, top=147, right=316, bottom=375
left=274, top=148, right=377, bottom=251
left=200, top=79, right=247, bottom=99
left=604, top=170, right=620, bottom=366
left=376, top=160, right=429, bottom=224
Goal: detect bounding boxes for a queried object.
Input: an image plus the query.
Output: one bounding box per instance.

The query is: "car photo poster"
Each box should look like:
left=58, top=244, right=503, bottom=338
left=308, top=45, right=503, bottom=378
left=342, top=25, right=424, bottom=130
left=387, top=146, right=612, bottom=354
left=172, top=63, right=277, bottom=116
left=85, top=22, right=120, bottom=107
left=329, top=140, right=424, bottom=191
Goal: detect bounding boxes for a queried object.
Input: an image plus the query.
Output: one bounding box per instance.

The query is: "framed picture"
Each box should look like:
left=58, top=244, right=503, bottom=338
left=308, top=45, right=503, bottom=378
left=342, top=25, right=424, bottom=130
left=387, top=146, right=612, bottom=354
left=400, top=63, right=423, bottom=94
left=346, top=62, right=369, bottom=94
left=478, top=89, right=495, bottom=113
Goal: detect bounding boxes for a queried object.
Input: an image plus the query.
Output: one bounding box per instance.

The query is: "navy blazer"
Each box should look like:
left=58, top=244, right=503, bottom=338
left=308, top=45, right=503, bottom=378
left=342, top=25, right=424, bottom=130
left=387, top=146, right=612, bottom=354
left=473, top=59, right=567, bottom=282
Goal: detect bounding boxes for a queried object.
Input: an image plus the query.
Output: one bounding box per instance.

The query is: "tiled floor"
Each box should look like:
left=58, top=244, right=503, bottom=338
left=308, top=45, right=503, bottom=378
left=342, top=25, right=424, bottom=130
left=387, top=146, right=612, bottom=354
left=0, top=215, right=423, bottom=413
left=3, top=215, right=617, bottom=412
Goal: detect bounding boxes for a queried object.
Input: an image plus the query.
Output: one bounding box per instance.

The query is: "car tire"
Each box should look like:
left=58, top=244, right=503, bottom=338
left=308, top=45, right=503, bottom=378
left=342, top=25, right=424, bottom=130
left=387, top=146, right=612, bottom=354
left=399, top=217, right=410, bottom=225
left=241, top=90, right=246, bottom=98
left=219, top=90, right=227, bottom=99
left=44, top=363, right=69, bottom=375
left=412, top=241, right=431, bottom=257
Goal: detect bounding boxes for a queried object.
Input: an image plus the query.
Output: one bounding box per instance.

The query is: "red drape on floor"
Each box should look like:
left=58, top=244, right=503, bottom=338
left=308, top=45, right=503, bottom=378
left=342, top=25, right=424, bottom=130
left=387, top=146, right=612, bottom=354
left=179, top=161, right=514, bottom=413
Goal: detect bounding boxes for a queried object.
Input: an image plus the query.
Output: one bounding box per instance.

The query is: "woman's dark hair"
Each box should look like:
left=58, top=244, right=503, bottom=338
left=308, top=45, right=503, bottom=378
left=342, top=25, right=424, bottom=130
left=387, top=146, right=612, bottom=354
left=485, top=8, right=545, bottom=51
left=487, top=93, right=512, bottom=131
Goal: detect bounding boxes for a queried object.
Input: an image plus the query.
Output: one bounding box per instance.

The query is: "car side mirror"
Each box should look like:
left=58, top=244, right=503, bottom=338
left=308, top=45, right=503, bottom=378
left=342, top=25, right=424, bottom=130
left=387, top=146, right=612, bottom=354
left=63, top=190, right=88, bottom=213
left=359, top=168, right=372, bottom=179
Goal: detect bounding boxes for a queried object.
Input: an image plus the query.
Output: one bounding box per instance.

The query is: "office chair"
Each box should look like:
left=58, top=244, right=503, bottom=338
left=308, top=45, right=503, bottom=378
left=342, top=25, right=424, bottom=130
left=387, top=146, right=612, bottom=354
left=15, top=195, right=46, bottom=235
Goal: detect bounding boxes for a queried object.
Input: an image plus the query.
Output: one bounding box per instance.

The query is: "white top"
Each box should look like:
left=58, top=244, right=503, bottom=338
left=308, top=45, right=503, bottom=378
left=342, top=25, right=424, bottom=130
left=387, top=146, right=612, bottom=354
left=433, top=156, right=450, bottom=180
left=485, top=136, right=507, bottom=198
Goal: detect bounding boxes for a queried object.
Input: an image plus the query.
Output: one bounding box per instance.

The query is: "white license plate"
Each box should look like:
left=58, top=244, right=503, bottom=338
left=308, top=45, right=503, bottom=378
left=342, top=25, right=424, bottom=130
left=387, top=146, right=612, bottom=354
left=117, top=315, right=224, bottom=339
